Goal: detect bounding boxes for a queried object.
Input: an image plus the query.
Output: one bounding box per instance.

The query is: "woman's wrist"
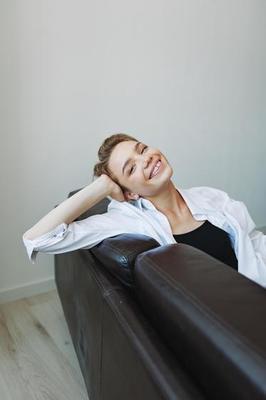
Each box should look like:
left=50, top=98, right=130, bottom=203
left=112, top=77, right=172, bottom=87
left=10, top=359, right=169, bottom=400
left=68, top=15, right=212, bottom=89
left=90, top=175, right=114, bottom=197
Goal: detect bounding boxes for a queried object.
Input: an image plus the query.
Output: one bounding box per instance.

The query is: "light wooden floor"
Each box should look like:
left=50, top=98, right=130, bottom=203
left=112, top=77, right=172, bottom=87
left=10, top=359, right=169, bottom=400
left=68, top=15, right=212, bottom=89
left=0, top=289, right=89, bottom=400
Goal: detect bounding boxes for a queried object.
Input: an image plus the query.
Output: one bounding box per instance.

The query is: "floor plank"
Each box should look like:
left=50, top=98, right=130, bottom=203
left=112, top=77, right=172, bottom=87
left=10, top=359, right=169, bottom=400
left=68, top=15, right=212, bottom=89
left=0, top=289, right=89, bottom=400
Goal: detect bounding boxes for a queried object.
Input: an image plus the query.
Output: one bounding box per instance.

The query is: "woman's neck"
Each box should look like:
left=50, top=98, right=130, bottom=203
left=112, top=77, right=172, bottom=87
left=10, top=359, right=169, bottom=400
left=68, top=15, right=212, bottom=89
left=146, top=181, right=187, bottom=218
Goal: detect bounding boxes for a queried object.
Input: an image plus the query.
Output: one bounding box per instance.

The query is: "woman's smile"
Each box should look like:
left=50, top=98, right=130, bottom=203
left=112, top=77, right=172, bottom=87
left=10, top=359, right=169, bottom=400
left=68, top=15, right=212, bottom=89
left=149, top=160, right=162, bottom=179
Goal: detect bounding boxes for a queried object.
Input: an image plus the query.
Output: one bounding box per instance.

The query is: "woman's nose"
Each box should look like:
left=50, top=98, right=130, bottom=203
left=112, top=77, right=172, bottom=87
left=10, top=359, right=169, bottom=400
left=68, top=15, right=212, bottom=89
left=143, top=155, right=152, bottom=168
left=135, top=152, right=152, bottom=168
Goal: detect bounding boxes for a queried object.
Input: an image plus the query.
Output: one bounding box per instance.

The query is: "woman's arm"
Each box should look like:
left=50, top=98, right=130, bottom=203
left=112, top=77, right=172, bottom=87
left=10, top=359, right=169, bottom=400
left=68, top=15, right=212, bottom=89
left=23, top=175, right=125, bottom=241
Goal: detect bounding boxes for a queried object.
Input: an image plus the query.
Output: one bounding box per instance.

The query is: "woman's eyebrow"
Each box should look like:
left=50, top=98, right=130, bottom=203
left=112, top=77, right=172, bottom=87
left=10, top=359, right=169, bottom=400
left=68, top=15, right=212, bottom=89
left=122, top=142, right=142, bottom=175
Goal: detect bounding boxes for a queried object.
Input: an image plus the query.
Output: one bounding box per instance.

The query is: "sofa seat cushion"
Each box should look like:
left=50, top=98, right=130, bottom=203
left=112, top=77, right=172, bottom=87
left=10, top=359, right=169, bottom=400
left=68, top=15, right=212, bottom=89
left=134, top=243, right=266, bottom=400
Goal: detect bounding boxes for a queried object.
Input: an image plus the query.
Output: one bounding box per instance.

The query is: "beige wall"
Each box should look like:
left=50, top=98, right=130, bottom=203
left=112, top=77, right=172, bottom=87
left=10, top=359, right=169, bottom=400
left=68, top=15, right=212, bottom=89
left=1, top=0, right=265, bottom=303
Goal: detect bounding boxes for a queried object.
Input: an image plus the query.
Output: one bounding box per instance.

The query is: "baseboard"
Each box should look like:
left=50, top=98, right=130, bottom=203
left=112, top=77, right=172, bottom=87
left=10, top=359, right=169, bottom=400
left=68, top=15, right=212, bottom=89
left=0, top=277, right=57, bottom=305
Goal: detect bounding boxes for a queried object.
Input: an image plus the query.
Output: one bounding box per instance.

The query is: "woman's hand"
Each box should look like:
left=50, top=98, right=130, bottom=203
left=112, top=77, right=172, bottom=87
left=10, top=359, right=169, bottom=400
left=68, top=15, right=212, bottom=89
left=99, top=174, right=126, bottom=202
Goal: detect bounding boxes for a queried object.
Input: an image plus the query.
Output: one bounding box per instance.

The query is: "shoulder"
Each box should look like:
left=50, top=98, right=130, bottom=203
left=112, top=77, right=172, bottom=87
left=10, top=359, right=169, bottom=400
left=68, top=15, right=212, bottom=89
left=186, top=185, right=228, bottom=195
left=183, top=185, right=230, bottom=211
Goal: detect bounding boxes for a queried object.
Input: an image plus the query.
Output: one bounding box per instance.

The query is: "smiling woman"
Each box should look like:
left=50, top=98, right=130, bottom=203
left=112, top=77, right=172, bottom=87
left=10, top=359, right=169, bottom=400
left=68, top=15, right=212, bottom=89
left=22, top=132, right=266, bottom=288
left=93, top=133, right=176, bottom=204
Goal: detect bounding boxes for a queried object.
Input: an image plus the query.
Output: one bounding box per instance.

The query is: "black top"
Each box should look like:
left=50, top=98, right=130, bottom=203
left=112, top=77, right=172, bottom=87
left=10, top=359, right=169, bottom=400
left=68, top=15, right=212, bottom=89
left=173, top=220, right=238, bottom=271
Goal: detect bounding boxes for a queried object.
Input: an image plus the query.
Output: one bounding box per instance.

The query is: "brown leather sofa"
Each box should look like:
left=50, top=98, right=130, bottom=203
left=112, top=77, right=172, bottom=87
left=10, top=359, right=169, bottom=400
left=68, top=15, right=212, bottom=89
left=54, top=189, right=266, bottom=400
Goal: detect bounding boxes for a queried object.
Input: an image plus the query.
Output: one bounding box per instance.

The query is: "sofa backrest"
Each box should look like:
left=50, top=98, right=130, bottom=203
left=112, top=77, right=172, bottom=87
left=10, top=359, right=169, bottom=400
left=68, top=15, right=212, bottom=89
left=90, top=233, right=160, bottom=287
left=68, top=188, right=160, bottom=286
left=133, top=243, right=266, bottom=400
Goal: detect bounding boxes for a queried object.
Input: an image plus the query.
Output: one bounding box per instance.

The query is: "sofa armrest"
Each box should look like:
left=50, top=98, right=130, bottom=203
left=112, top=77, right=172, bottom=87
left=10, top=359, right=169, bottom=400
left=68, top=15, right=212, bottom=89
left=133, top=243, right=266, bottom=400
left=90, top=233, right=160, bottom=287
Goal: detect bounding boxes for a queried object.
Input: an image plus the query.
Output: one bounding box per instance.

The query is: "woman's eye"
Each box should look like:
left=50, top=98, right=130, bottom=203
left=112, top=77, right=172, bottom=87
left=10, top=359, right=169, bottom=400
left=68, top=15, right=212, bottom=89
left=128, top=146, right=147, bottom=175
left=141, top=146, right=148, bottom=153
left=129, top=165, right=135, bottom=175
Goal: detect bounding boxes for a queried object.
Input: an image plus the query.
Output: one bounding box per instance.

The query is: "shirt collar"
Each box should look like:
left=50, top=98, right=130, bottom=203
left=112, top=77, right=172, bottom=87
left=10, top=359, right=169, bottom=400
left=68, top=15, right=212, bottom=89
left=108, top=187, right=208, bottom=215
left=129, top=187, right=197, bottom=213
left=108, top=196, right=157, bottom=212
left=132, top=197, right=155, bottom=211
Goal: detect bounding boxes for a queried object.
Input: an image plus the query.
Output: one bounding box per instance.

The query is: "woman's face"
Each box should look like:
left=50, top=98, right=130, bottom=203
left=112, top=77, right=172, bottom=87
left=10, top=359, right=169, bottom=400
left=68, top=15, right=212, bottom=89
left=108, top=140, right=173, bottom=200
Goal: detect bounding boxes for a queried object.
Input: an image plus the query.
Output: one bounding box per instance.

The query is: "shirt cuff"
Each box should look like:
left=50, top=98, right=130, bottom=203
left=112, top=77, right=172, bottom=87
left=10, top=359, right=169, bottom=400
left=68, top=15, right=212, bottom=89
left=22, top=223, right=68, bottom=264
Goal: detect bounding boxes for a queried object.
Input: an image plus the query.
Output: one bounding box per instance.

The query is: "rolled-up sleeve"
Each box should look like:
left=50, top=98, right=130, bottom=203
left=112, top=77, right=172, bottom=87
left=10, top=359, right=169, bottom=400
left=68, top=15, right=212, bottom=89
left=222, top=194, right=266, bottom=278
left=22, top=213, right=126, bottom=264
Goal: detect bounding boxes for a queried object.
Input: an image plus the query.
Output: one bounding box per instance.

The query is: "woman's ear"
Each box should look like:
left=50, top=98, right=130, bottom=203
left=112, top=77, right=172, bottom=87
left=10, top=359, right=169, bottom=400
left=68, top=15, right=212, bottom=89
left=124, top=191, right=140, bottom=201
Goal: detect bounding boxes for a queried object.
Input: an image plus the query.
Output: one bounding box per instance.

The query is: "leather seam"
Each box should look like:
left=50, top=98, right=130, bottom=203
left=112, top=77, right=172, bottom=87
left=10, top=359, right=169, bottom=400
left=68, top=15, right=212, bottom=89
left=102, top=295, right=176, bottom=398
left=98, top=295, right=104, bottom=400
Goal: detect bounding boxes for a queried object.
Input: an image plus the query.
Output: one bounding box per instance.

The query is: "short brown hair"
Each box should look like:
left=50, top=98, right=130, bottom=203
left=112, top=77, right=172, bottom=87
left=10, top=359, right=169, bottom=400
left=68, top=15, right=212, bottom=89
left=93, top=133, right=138, bottom=192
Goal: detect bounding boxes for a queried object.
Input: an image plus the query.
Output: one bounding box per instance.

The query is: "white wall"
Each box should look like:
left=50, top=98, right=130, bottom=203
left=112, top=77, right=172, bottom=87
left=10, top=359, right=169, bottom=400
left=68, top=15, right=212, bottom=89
left=1, top=0, right=265, bottom=303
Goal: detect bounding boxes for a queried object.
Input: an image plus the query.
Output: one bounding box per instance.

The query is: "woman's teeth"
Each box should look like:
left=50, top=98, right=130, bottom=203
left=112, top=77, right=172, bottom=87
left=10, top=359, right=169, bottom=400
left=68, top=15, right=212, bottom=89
left=150, top=161, right=161, bottom=178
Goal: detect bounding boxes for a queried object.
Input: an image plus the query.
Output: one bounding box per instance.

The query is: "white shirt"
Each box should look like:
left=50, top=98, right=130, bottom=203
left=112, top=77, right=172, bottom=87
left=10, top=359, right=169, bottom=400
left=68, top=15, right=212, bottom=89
left=22, top=186, right=266, bottom=288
